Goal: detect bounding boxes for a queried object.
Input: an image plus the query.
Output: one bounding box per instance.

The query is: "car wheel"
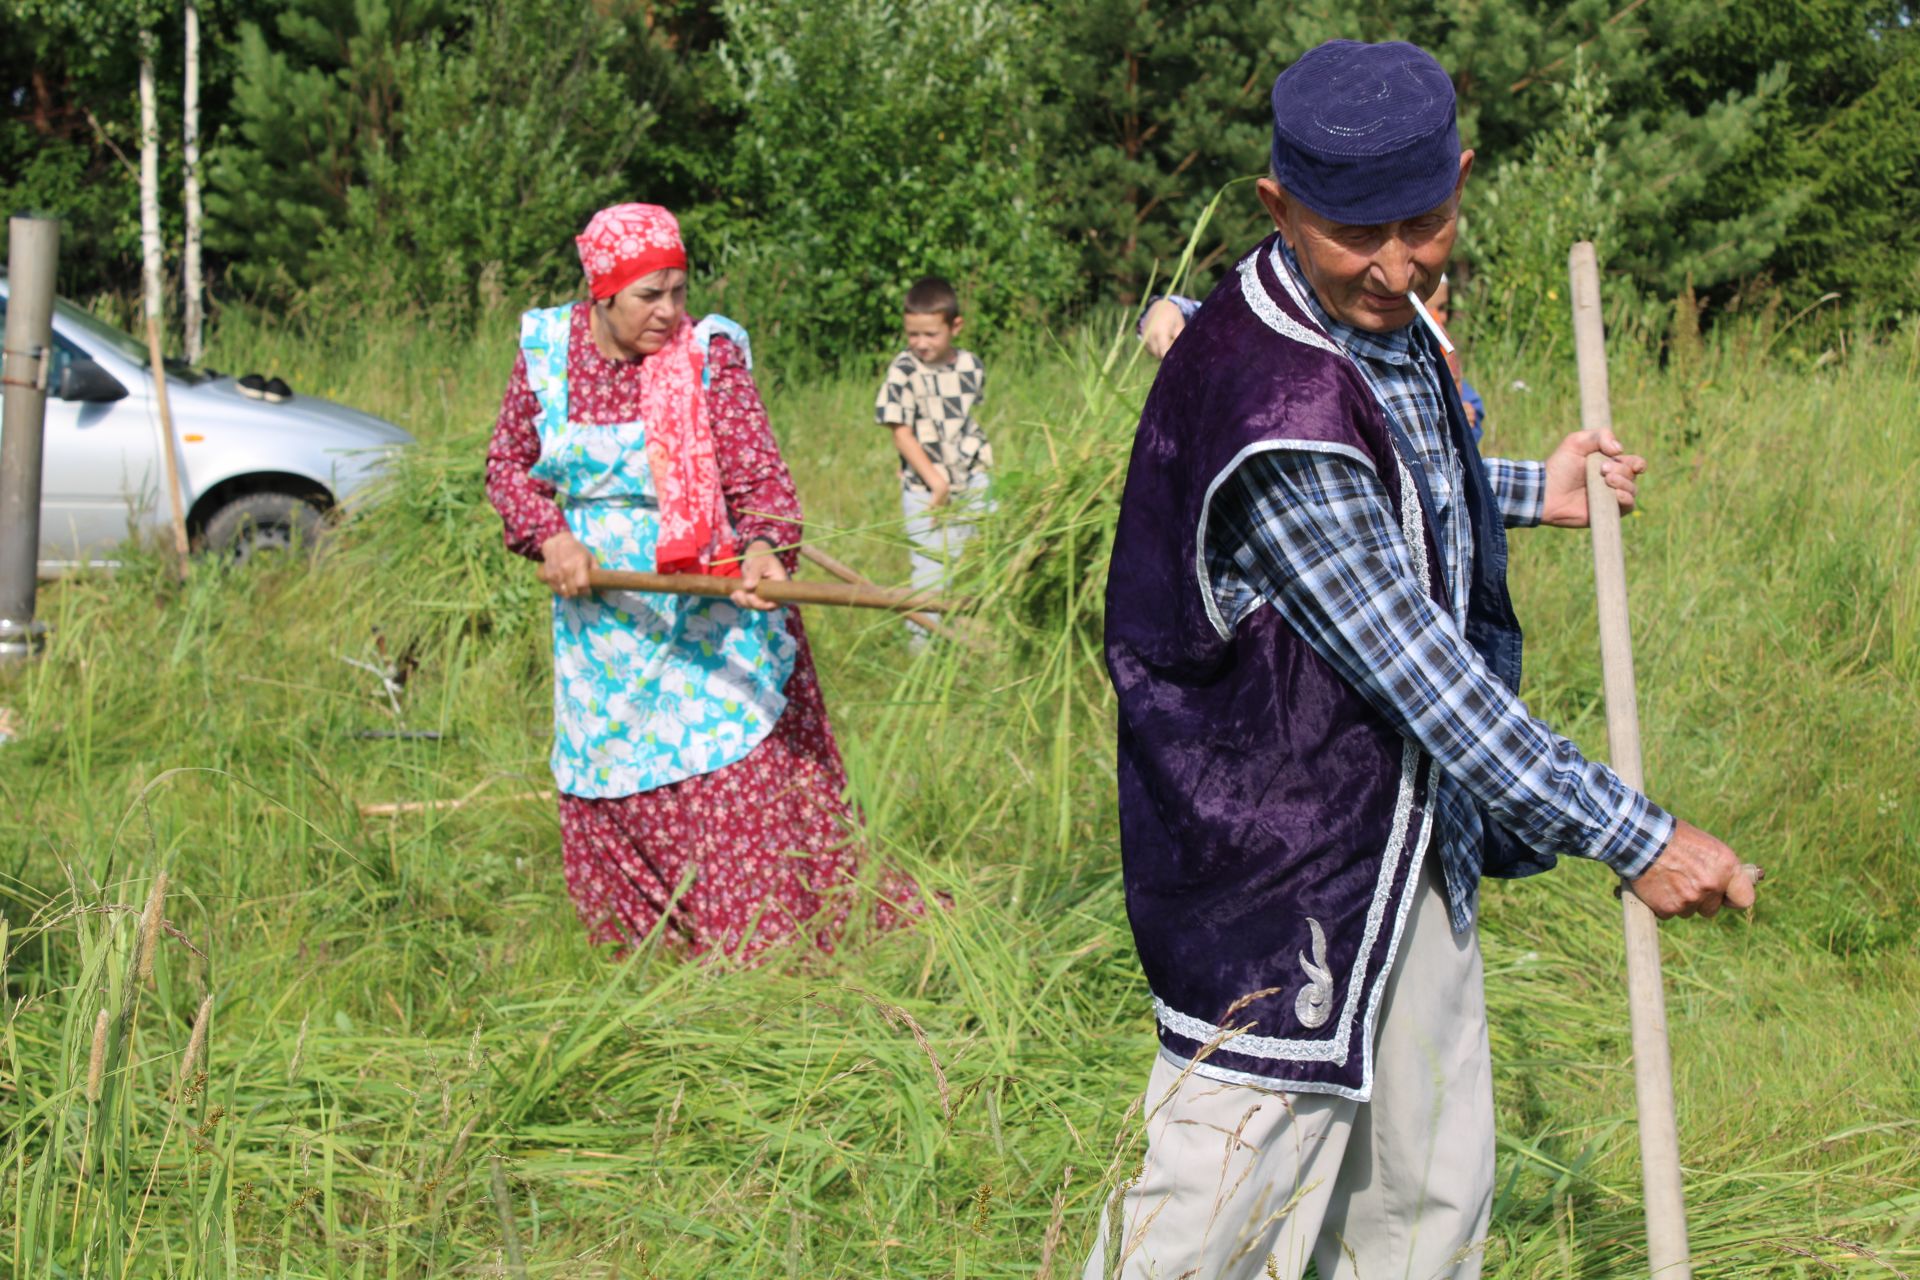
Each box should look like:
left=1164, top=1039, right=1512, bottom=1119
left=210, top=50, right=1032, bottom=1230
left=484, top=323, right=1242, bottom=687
left=200, top=491, right=327, bottom=563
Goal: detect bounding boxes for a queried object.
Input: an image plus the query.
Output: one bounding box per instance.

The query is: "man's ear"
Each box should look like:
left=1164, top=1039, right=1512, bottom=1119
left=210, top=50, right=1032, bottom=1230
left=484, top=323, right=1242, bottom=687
left=1454, top=149, right=1476, bottom=198
left=1255, top=177, right=1291, bottom=235
left=1257, top=177, right=1306, bottom=258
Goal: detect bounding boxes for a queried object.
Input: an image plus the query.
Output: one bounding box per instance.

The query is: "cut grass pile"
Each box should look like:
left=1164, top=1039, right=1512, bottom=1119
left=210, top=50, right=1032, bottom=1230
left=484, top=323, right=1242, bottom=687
left=0, top=295, right=1916, bottom=1277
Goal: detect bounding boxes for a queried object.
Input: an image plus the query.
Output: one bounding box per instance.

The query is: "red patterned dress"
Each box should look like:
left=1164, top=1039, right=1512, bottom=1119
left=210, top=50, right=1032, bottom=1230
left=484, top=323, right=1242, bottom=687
left=485, top=304, right=915, bottom=960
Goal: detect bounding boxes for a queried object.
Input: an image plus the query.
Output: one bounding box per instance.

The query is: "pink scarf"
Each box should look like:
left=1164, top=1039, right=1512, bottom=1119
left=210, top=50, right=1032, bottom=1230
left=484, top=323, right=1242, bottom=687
left=576, top=203, right=740, bottom=577
left=637, top=316, right=740, bottom=577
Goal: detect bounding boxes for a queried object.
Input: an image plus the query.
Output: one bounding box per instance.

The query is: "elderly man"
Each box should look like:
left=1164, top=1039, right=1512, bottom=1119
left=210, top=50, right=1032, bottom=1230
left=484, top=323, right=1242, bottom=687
left=1090, top=39, right=1756, bottom=1280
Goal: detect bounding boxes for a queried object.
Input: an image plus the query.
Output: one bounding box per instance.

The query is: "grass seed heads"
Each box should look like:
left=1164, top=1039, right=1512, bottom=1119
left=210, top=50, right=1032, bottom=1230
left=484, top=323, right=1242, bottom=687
left=177, top=994, right=212, bottom=1089
left=85, top=1008, right=110, bottom=1103
left=135, top=870, right=168, bottom=984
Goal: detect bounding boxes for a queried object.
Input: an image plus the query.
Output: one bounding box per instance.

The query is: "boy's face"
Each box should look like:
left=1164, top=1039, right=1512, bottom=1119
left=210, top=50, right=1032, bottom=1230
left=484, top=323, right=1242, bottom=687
left=904, top=311, right=962, bottom=365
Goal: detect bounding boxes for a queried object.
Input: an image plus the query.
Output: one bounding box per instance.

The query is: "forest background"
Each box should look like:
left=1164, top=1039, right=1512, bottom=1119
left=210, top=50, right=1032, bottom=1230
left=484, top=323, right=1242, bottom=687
left=6, top=0, right=1920, bottom=370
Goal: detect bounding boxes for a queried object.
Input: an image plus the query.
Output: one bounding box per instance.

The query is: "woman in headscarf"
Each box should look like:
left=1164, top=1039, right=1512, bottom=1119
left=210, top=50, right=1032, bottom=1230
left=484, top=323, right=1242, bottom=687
left=485, top=202, right=916, bottom=961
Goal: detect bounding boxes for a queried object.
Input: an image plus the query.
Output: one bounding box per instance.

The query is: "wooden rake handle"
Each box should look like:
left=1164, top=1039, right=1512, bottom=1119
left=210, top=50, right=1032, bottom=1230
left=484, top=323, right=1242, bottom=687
left=583, top=567, right=959, bottom=614
left=798, top=545, right=972, bottom=643
left=1571, top=240, right=1693, bottom=1280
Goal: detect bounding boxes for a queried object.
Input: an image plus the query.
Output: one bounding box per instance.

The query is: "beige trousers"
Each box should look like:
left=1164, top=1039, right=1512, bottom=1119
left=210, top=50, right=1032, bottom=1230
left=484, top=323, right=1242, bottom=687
left=1082, top=862, right=1495, bottom=1280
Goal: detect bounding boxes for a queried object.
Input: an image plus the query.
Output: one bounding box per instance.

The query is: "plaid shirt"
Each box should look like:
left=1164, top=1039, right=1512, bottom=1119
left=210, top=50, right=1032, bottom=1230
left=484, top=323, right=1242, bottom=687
left=1204, top=242, right=1672, bottom=929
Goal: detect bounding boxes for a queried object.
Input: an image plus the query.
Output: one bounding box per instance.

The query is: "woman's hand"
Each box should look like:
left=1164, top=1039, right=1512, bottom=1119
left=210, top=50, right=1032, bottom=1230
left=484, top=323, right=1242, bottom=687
left=1540, top=428, right=1647, bottom=528
left=730, top=539, right=786, bottom=611
left=539, top=531, right=597, bottom=598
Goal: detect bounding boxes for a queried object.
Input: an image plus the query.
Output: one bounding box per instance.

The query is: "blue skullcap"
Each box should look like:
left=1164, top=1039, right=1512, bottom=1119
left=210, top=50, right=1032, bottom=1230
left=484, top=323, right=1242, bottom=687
left=1269, top=40, right=1461, bottom=226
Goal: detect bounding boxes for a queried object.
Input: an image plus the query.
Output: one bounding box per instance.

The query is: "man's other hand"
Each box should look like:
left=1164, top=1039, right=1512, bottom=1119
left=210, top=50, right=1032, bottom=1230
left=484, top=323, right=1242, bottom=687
left=1628, top=819, right=1759, bottom=919
left=1540, top=428, right=1647, bottom=527
left=1141, top=300, right=1188, bottom=359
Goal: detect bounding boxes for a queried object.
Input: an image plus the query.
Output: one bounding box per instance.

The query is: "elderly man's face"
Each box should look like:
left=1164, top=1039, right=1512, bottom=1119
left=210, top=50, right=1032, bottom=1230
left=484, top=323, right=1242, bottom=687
left=1257, top=153, right=1473, bottom=334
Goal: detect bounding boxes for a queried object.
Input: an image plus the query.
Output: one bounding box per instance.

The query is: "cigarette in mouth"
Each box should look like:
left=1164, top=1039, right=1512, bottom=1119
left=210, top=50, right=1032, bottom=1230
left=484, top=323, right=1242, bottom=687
left=1407, top=290, right=1455, bottom=355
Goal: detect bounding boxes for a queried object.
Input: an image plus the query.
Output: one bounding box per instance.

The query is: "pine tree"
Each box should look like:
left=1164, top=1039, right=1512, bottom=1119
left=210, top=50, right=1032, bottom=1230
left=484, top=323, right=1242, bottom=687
left=204, top=0, right=453, bottom=294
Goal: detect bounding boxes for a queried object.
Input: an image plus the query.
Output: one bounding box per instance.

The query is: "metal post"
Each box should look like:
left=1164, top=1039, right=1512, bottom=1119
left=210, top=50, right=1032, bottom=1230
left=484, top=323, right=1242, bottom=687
left=0, top=215, right=60, bottom=662
left=1569, top=240, right=1693, bottom=1278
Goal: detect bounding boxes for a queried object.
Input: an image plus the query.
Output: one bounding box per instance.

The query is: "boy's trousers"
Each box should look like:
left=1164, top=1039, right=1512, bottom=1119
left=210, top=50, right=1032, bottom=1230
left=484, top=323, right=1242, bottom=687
left=901, top=473, right=991, bottom=640
left=1081, top=860, right=1495, bottom=1280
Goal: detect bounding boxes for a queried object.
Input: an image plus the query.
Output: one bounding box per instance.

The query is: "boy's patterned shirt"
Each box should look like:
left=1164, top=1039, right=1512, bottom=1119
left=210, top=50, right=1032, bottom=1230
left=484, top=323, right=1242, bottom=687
left=874, top=349, right=992, bottom=490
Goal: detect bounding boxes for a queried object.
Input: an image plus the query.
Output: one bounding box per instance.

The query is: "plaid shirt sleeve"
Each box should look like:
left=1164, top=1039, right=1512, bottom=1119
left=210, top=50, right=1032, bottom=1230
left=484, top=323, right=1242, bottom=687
left=1210, top=449, right=1672, bottom=878
left=1483, top=457, right=1545, bottom=528
left=1135, top=294, right=1203, bottom=336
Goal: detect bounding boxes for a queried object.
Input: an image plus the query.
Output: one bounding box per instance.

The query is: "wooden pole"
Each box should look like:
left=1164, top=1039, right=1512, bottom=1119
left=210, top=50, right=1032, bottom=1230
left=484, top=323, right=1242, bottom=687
left=798, top=544, right=966, bottom=641
left=1569, top=240, right=1692, bottom=1278
left=145, top=315, right=192, bottom=577
left=583, top=567, right=957, bottom=614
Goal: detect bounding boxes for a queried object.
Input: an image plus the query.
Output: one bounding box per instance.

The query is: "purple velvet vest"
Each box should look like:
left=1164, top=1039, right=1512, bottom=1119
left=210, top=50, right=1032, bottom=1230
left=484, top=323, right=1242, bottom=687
left=1105, top=237, right=1451, bottom=1100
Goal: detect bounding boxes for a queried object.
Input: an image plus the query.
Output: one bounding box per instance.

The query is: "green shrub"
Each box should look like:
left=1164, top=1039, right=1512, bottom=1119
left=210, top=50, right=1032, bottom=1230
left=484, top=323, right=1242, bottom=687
left=1459, top=55, right=1619, bottom=361
left=696, top=0, right=1081, bottom=372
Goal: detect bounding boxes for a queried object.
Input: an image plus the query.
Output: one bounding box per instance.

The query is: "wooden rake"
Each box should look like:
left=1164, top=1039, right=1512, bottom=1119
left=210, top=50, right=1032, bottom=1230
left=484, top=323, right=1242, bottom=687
left=582, top=564, right=957, bottom=615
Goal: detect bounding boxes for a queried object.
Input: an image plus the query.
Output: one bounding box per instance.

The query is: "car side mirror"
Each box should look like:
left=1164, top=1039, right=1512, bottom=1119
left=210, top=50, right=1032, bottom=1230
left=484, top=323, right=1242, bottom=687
left=57, top=358, right=129, bottom=403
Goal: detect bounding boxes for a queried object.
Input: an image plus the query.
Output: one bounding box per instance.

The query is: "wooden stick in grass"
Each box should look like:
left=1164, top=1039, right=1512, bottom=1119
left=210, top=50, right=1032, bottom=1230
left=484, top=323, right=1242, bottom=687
left=143, top=315, right=191, bottom=578
left=583, top=566, right=958, bottom=614
left=1569, top=239, right=1691, bottom=1279
left=359, top=790, right=552, bottom=817
left=359, top=773, right=550, bottom=817
left=798, top=544, right=967, bottom=641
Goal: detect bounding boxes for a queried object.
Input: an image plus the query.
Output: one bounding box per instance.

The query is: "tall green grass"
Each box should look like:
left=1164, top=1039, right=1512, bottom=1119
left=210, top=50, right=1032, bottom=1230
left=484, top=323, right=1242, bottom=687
left=0, top=290, right=1915, bottom=1276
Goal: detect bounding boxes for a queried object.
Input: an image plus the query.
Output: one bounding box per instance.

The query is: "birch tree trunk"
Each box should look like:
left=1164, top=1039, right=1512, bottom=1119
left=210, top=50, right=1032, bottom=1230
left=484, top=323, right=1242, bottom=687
left=182, top=1, right=204, bottom=362
left=138, top=26, right=165, bottom=336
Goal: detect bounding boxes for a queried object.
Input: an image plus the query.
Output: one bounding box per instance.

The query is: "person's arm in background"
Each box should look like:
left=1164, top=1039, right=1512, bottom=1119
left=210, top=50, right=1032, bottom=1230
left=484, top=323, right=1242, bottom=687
left=484, top=349, right=593, bottom=597
left=1460, top=378, right=1487, bottom=441
left=1138, top=295, right=1201, bottom=358
left=874, top=358, right=950, bottom=506
left=706, top=334, right=796, bottom=610
left=891, top=428, right=950, bottom=507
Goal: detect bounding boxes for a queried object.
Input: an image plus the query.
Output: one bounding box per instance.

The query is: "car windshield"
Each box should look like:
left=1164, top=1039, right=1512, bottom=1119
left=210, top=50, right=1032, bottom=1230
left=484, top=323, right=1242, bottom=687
left=47, top=296, right=214, bottom=385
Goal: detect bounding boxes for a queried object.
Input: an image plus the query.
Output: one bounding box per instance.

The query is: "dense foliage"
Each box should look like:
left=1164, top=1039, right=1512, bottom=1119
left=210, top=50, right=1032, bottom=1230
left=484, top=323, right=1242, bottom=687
left=7, top=0, right=1917, bottom=361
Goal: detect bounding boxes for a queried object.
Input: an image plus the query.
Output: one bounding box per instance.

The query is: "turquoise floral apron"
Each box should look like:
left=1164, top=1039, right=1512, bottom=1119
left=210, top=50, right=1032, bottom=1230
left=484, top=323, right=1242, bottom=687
left=522, top=305, right=796, bottom=799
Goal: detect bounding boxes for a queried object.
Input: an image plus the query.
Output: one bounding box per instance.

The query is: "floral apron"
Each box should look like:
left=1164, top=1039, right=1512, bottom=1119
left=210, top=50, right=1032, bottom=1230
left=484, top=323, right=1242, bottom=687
left=522, top=305, right=796, bottom=799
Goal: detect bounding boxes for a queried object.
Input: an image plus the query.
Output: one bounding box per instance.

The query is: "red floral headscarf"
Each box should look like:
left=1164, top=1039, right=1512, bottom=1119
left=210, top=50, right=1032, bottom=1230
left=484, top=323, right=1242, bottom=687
left=575, top=202, right=689, bottom=300
left=575, top=204, right=739, bottom=577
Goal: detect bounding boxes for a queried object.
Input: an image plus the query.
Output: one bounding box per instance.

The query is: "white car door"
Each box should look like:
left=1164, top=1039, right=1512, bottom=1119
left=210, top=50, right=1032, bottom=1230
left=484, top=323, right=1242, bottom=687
left=37, top=318, right=163, bottom=568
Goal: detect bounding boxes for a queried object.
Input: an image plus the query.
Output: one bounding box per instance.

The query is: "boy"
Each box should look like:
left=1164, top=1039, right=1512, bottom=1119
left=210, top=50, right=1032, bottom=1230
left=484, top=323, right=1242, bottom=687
left=873, top=276, right=991, bottom=639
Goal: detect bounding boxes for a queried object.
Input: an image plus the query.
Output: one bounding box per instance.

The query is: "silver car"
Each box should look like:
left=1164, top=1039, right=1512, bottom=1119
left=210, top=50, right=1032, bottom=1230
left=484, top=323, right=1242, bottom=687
left=0, top=279, right=412, bottom=571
